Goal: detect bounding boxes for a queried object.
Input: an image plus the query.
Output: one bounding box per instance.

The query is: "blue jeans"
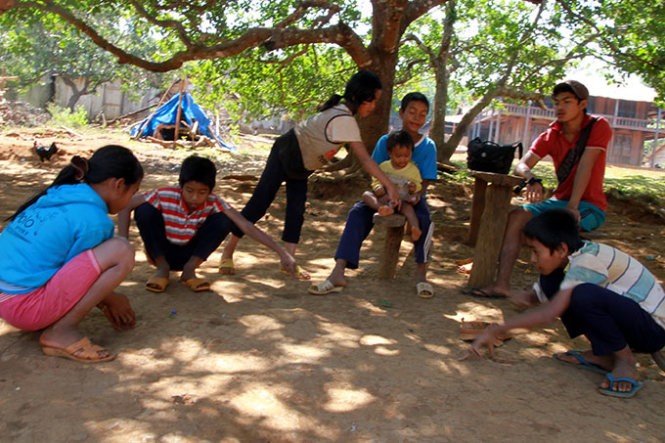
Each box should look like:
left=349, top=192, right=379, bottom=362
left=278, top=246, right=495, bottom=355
left=334, top=198, right=433, bottom=269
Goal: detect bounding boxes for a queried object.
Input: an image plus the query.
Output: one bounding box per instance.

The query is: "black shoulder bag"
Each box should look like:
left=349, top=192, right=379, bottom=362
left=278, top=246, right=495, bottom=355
left=466, top=138, right=523, bottom=175
left=555, top=118, right=597, bottom=184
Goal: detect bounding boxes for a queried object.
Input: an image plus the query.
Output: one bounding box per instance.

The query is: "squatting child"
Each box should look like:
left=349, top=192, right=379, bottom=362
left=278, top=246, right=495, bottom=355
left=118, top=155, right=296, bottom=293
left=363, top=130, right=423, bottom=241
left=466, top=209, right=665, bottom=399
left=0, top=145, right=143, bottom=363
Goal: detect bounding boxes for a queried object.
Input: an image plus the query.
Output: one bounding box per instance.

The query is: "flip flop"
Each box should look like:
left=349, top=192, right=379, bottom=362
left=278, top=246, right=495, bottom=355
left=41, top=337, right=117, bottom=363
left=466, top=287, right=507, bottom=299
left=181, top=277, right=211, bottom=292
left=146, top=275, right=170, bottom=293
left=416, top=282, right=434, bottom=299
left=553, top=350, right=607, bottom=375
left=598, top=373, right=643, bottom=398
left=308, top=279, right=344, bottom=295
left=219, top=258, right=235, bottom=275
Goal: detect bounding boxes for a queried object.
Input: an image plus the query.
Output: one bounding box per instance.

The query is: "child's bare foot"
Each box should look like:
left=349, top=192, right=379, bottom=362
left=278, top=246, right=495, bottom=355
left=411, top=226, right=422, bottom=241
left=555, top=349, right=613, bottom=371
left=377, top=205, right=394, bottom=216
left=599, top=359, right=640, bottom=396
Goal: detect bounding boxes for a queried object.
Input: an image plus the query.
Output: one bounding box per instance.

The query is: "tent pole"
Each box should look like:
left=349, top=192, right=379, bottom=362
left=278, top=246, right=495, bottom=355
left=173, top=79, right=187, bottom=148
left=133, top=80, right=177, bottom=140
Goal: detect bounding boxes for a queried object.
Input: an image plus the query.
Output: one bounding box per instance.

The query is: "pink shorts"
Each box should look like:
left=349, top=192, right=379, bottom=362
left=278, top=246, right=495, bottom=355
left=0, top=250, right=102, bottom=331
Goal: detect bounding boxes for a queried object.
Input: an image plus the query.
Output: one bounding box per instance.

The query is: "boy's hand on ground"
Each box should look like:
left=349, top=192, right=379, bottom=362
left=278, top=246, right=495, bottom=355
left=280, top=252, right=297, bottom=277
left=459, top=325, right=500, bottom=360
left=99, top=292, right=136, bottom=331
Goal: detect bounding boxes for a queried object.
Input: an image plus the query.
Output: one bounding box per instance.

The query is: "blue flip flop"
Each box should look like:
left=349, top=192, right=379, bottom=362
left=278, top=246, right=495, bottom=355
left=598, top=373, right=643, bottom=398
left=553, top=350, right=607, bottom=375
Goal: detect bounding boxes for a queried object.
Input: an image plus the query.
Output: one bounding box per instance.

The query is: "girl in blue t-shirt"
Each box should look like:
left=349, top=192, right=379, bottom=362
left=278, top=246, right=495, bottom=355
left=0, top=145, right=144, bottom=363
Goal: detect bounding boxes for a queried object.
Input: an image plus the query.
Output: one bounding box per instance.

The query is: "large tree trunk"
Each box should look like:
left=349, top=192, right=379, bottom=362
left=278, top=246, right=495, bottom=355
left=431, top=67, right=450, bottom=162
left=60, top=76, right=88, bottom=112
left=429, top=0, right=456, bottom=163
left=359, top=50, right=398, bottom=152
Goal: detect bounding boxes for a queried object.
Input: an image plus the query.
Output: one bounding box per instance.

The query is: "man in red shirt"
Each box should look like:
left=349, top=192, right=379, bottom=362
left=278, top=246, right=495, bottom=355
left=470, top=80, right=613, bottom=300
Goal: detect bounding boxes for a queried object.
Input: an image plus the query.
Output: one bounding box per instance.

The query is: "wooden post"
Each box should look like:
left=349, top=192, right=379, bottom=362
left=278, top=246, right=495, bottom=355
left=468, top=178, right=487, bottom=246
left=467, top=172, right=523, bottom=288
left=372, top=213, right=406, bottom=279
left=172, top=79, right=186, bottom=148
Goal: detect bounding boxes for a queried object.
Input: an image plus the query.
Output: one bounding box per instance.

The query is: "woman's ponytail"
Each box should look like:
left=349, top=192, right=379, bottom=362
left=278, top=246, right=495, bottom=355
left=318, top=93, right=343, bottom=112
left=6, top=145, right=142, bottom=221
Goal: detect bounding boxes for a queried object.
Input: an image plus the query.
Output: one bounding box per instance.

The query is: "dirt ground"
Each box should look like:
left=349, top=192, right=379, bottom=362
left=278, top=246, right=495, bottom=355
left=1, top=127, right=664, bottom=442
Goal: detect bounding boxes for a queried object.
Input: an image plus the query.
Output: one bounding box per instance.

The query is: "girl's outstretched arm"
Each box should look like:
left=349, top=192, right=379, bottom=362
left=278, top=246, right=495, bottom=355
left=223, top=206, right=297, bottom=275
left=116, top=194, right=147, bottom=238
left=348, top=141, right=401, bottom=209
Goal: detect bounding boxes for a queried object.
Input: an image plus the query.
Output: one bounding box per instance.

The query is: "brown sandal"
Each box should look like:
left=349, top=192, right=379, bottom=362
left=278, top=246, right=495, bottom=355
left=41, top=337, right=117, bottom=363
left=181, top=277, right=211, bottom=292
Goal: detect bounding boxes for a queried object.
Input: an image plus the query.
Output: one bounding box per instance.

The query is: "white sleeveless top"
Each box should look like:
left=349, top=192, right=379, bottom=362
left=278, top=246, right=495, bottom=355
left=294, top=104, right=363, bottom=170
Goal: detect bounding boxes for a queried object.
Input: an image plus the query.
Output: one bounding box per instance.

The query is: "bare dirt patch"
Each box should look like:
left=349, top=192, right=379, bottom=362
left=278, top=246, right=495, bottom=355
left=1, top=128, right=664, bottom=442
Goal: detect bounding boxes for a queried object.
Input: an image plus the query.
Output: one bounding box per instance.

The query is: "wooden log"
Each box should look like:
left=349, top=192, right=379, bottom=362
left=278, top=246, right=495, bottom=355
left=373, top=213, right=406, bottom=279
left=468, top=178, right=487, bottom=246
left=467, top=172, right=523, bottom=288
left=467, top=179, right=522, bottom=288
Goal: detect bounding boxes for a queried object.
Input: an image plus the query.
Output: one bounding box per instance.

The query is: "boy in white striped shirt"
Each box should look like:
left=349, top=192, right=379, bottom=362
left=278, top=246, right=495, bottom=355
left=467, top=209, right=665, bottom=399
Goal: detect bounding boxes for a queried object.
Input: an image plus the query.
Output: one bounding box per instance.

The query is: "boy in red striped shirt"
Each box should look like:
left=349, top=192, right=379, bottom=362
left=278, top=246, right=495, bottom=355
left=118, top=155, right=296, bottom=292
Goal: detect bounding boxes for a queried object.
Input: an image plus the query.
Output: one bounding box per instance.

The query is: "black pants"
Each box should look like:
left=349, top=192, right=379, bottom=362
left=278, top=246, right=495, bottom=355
left=235, top=130, right=311, bottom=244
left=540, top=270, right=665, bottom=355
left=135, top=203, right=232, bottom=271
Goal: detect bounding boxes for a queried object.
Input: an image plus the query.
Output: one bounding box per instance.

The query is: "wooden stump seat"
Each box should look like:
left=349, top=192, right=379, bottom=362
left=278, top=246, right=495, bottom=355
left=372, top=213, right=406, bottom=279
left=467, top=171, right=524, bottom=288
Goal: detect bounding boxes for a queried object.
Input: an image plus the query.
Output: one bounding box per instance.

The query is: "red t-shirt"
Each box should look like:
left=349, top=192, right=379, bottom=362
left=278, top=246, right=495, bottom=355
left=530, top=115, right=612, bottom=211
left=144, top=187, right=229, bottom=245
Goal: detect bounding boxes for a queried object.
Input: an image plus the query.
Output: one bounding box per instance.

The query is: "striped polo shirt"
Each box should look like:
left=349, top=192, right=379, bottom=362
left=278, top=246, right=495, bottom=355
left=560, top=241, right=665, bottom=328
left=144, top=187, right=229, bottom=245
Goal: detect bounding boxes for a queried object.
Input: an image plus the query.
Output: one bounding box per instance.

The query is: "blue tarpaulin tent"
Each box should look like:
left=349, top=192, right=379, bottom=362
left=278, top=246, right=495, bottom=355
left=131, top=92, right=235, bottom=151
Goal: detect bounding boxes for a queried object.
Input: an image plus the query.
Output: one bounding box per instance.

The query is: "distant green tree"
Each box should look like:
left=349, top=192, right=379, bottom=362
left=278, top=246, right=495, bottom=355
left=186, top=44, right=355, bottom=124
left=558, top=0, right=664, bottom=105
left=0, top=8, right=163, bottom=111
left=0, top=0, right=543, bottom=149
left=402, top=0, right=596, bottom=162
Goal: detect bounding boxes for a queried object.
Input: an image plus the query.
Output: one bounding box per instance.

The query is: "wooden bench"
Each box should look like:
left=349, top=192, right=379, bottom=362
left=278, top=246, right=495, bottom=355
left=467, top=171, right=524, bottom=288
left=372, top=213, right=406, bottom=279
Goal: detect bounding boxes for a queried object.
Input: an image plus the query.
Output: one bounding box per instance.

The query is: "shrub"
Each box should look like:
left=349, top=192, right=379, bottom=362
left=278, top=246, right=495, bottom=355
left=46, top=103, right=88, bottom=128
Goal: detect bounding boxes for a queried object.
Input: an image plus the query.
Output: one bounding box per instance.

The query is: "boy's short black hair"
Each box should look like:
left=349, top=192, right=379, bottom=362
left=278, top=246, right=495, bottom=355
left=386, top=130, right=414, bottom=153
left=179, top=155, right=216, bottom=190
left=523, top=209, right=584, bottom=254
left=400, top=92, right=429, bottom=112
